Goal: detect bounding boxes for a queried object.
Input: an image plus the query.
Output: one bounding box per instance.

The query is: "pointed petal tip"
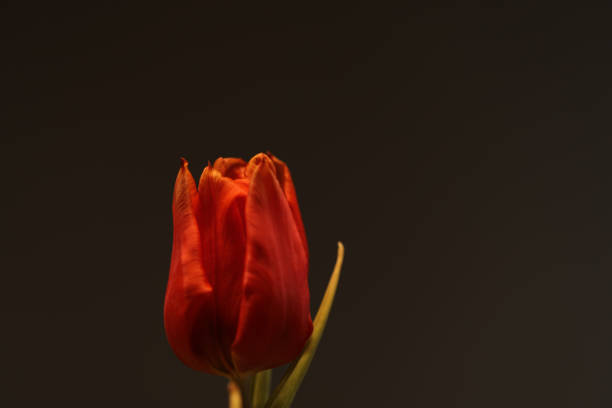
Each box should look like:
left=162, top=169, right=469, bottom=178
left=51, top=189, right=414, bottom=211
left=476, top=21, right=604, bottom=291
left=180, top=157, right=189, bottom=168
left=246, top=152, right=274, bottom=179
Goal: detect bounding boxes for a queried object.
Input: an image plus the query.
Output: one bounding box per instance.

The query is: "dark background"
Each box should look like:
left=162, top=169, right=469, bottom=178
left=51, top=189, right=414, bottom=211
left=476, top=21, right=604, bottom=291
left=5, top=3, right=612, bottom=407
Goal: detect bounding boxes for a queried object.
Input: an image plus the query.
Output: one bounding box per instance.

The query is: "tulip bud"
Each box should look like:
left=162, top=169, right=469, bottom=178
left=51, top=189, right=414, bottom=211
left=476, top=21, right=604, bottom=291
left=164, top=153, right=313, bottom=378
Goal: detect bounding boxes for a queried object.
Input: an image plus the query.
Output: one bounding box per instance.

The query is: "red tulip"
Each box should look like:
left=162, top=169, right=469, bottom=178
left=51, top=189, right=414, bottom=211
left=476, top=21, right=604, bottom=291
left=164, top=153, right=312, bottom=378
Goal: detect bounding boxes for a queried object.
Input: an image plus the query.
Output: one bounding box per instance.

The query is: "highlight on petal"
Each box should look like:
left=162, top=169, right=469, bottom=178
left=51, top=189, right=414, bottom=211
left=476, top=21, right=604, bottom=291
left=231, top=154, right=312, bottom=373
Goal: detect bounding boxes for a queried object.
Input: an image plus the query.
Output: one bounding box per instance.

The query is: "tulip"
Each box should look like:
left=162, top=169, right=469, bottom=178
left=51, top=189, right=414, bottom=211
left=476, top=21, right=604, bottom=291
left=164, top=153, right=312, bottom=379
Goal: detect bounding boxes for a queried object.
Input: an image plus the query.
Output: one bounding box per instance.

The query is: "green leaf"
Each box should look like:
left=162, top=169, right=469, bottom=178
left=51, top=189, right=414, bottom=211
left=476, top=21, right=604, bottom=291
left=265, top=242, right=345, bottom=408
left=251, top=370, right=272, bottom=408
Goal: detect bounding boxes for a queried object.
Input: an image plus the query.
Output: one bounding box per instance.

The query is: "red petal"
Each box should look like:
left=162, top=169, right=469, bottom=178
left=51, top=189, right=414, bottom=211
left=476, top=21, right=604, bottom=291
left=231, top=154, right=312, bottom=373
left=164, top=159, right=227, bottom=375
left=269, top=154, right=308, bottom=258
left=198, top=165, right=249, bottom=372
left=213, top=157, right=247, bottom=179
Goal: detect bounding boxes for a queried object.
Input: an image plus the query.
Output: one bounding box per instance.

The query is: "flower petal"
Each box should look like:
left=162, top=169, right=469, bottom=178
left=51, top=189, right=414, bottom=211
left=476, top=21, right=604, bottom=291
left=269, top=154, right=308, bottom=258
left=213, top=157, right=247, bottom=179
left=231, top=154, right=313, bottom=373
left=198, top=165, right=249, bottom=372
left=164, top=159, right=226, bottom=375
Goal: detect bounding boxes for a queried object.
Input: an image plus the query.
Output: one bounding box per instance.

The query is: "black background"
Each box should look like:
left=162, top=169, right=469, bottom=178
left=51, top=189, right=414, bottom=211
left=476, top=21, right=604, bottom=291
left=5, top=3, right=612, bottom=407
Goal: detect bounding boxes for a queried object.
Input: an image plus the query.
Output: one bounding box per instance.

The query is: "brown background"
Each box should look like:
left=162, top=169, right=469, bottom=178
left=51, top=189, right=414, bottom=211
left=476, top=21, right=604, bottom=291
left=5, top=3, right=612, bottom=407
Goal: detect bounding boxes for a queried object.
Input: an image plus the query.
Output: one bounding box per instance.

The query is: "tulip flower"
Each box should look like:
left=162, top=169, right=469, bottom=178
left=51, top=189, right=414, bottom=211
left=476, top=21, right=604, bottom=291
left=164, top=153, right=313, bottom=378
